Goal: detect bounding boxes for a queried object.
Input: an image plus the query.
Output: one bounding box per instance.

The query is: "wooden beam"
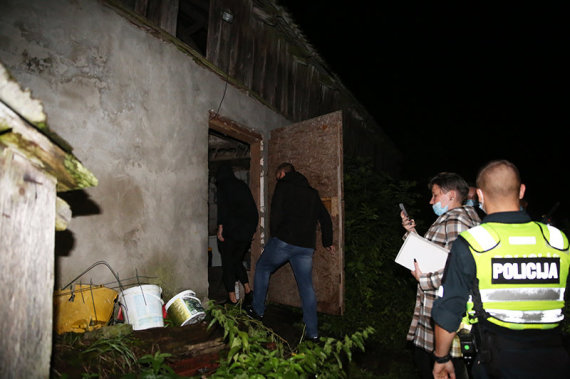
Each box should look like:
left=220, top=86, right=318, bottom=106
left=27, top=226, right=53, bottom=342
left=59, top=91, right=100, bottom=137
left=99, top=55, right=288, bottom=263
left=0, top=103, right=97, bottom=192
left=0, top=63, right=97, bottom=192
left=160, top=0, right=179, bottom=35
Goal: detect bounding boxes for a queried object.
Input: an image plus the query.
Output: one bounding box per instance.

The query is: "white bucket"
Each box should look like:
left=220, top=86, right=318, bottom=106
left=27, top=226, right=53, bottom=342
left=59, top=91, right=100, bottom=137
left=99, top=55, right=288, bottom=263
left=165, top=290, right=206, bottom=326
left=119, top=285, right=164, bottom=330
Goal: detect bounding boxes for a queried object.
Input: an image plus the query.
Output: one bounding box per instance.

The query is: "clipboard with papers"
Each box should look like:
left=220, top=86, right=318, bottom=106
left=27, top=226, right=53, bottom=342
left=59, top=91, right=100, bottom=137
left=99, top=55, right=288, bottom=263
left=395, top=232, right=449, bottom=272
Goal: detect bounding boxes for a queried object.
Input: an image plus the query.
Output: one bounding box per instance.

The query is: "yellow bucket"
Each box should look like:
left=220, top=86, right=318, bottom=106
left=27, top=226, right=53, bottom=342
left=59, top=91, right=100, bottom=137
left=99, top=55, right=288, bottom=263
left=54, top=284, right=117, bottom=334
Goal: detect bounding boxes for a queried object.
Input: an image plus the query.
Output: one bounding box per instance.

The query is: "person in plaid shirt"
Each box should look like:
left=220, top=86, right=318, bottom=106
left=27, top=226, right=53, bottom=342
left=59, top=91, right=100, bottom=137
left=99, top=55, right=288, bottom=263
left=401, top=172, right=481, bottom=379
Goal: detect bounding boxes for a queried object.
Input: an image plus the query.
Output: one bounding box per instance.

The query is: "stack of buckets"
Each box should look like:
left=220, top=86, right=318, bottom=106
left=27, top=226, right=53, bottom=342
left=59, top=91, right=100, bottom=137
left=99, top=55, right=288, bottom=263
left=119, top=285, right=205, bottom=330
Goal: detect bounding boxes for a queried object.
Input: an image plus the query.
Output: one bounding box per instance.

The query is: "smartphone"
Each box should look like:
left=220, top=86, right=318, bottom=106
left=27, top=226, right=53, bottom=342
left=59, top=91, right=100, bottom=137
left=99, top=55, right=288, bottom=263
left=399, top=203, right=408, bottom=217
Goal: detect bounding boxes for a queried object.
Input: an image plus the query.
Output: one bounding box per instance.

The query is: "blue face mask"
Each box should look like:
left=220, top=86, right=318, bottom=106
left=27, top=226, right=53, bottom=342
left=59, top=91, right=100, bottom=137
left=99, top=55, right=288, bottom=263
left=479, top=202, right=486, bottom=214
left=465, top=199, right=477, bottom=207
left=432, top=201, right=449, bottom=216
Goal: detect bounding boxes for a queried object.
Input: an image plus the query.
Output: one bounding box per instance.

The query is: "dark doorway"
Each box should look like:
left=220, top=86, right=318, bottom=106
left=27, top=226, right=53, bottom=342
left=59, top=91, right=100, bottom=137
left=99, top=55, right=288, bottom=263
left=207, top=116, right=262, bottom=303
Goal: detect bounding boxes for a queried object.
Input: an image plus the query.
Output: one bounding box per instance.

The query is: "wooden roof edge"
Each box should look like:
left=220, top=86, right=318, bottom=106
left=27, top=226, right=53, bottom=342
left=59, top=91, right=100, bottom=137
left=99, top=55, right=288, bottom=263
left=255, top=1, right=391, bottom=135
left=0, top=62, right=74, bottom=153
left=0, top=63, right=98, bottom=192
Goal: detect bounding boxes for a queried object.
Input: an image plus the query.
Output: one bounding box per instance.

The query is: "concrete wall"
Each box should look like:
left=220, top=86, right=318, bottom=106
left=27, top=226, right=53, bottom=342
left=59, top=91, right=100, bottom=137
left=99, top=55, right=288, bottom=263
left=0, top=0, right=288, bottom=300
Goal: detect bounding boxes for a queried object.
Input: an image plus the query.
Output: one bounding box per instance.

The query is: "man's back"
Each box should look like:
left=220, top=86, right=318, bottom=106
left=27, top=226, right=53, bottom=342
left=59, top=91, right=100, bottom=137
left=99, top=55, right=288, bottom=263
left=270, top=171, right=332, bottom=249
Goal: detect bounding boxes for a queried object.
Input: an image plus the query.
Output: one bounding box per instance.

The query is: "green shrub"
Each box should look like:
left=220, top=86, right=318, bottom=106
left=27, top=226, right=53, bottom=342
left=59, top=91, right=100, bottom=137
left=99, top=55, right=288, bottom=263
left=207, top=304, right=374, bottom=378
left=321, top=157, right=423, bottom=348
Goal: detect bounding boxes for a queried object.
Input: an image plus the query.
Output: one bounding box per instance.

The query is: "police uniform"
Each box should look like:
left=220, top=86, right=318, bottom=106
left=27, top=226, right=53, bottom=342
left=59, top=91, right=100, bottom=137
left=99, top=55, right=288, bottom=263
left=432, top=211, right=570, bottom=378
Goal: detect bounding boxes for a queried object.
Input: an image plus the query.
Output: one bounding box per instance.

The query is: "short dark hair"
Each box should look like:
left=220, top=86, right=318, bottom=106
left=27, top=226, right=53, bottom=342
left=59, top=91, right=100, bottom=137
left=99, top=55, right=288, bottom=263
left=428, top=172, right=470, bottom=203
left=276, top=162, right=295, bottom=175
left=476, top=160, right=521, bottom=200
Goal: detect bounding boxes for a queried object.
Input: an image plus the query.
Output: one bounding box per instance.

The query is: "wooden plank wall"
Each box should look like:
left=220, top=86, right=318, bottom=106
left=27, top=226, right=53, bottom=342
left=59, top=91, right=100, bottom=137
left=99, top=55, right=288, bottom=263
left=207, top=0, right=340, bottom=123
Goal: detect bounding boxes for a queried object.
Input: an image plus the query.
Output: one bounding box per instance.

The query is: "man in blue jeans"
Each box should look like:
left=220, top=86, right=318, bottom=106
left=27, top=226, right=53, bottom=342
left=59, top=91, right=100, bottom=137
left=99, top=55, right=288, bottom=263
left=246, top=162, right=334, bottom=340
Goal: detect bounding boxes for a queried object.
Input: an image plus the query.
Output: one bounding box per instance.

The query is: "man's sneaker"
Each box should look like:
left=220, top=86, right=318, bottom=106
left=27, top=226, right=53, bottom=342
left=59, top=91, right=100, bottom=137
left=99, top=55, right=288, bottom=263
left=244, top=305, right=263, bottom=321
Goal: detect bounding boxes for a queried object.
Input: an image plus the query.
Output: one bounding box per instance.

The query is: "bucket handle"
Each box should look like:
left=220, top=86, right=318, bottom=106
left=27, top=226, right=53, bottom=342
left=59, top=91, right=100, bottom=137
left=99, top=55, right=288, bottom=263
left=62, top=261, right=126, bottom=294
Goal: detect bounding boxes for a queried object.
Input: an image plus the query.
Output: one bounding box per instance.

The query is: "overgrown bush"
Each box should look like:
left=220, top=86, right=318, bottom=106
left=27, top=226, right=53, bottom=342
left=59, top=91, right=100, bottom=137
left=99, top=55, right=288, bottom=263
left=321, top=157, right=424, bottom=348
left=207, top=304, right=374, bottom=378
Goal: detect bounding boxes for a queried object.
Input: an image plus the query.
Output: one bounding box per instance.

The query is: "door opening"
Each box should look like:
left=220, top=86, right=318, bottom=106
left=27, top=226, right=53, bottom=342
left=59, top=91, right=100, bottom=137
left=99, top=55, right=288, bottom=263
left=207, top=114, right=262, bottom=303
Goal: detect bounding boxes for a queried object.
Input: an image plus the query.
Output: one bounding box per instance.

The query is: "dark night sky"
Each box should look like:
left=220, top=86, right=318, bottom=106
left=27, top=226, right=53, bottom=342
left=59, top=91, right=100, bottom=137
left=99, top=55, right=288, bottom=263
left=279, top=1, right=569, bottom=224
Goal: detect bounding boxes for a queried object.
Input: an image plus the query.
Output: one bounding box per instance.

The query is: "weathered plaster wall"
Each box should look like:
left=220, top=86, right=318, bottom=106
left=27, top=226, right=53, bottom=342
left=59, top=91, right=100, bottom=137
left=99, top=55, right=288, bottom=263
left=0, top=0, right=288, bottom=300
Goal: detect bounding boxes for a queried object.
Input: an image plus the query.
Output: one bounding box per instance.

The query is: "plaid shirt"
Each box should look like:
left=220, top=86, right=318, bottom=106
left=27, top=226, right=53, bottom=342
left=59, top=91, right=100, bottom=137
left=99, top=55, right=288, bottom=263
left=405, top=206, right=480, bottom=357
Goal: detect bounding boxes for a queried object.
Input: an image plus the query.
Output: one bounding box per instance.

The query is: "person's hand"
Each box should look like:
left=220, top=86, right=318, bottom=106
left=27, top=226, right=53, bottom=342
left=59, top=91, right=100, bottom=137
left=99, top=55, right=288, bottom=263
left=411, top=259, right=422, bottom=282
left=326, top=245, right=336, bottom=254
left=433, top=361, right=455, bottom=379
left=217, top=225, right=224, bottom=242
left=400, top=211, right=416, bottom=233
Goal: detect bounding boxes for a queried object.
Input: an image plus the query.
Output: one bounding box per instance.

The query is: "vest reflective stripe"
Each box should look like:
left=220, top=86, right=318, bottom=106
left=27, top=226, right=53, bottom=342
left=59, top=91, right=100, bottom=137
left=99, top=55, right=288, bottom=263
left=548, top=225, right=564, bottom=249
left=462, top=222, right=569, bottom=330
left=485, top=308, right=563, bottom=324
left=480, top=287, right=565, bottom=302
left=467, top=225, right=497, bottom=251
left=508, top=236, right=536, bottom=245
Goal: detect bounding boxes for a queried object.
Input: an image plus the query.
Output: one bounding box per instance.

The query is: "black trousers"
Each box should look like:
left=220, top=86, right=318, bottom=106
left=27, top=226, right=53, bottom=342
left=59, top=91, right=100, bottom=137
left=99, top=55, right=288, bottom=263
left=219, top=238, right=251, bottom=293
left=471, top=329, right=570, bottom=379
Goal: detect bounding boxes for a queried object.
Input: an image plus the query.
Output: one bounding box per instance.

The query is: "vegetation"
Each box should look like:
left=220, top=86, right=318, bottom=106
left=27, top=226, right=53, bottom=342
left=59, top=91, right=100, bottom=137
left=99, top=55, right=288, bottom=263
left=314, top=157, right=426, bottom=377
left=52, top=332, right=139, bottom=378
left=52, top=303, right=374, bottom=378
left=207, top=304, right=374, bottom=378
left=320, top=158, right=422, bottom=345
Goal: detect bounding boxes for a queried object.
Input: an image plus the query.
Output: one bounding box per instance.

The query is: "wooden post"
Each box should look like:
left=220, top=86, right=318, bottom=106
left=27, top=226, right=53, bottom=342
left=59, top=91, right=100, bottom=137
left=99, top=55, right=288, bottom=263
left=0, top=148, right=57, bottom=378
left=0, top=63, right=97, bottom=378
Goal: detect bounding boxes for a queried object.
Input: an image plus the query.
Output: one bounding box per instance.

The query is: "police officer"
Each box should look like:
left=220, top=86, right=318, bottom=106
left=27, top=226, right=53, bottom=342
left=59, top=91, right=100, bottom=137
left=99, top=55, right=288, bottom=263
left=431, top=160, right=570, bottom=378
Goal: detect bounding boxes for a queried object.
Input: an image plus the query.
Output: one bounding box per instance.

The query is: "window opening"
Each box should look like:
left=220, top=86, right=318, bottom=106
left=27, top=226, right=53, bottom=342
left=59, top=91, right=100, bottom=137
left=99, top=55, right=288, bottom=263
left=113, top=0, right=209, bottom=56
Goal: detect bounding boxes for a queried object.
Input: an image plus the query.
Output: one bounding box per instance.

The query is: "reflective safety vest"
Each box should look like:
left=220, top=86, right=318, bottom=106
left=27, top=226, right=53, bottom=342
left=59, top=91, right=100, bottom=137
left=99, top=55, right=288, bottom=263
left=461, top=222, right=569, bottom=330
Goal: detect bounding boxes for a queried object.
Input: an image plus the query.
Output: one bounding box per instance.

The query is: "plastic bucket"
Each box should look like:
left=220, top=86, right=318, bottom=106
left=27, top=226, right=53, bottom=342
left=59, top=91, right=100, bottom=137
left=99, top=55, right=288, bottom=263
left=119, top=285, right=164, bottom=330
left=165, top=290, right=206, bottom=326
left=54, top=284, right=117, bottom=334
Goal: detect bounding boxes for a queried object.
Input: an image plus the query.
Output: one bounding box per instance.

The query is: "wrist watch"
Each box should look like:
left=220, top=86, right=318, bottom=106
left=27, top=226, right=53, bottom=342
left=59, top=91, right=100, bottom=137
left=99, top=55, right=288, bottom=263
left=433, top=352, right=451, bottom=364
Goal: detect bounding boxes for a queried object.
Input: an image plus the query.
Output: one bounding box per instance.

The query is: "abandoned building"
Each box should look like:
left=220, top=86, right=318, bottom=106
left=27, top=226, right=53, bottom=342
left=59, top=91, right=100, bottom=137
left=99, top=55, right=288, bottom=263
left=0, top=0, right=400, bottom=376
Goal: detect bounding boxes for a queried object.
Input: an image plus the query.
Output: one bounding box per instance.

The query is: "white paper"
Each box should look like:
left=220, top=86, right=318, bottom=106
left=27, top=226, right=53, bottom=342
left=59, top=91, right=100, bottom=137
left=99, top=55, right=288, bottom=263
left=395, top=232, right=449, bottom=273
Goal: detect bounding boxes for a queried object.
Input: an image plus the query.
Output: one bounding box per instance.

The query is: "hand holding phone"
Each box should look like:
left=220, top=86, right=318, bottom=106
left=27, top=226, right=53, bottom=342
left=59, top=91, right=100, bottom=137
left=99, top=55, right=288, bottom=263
left=399, top=203, right=408, bottom=217
left=399, top=203, right=416, bottom=233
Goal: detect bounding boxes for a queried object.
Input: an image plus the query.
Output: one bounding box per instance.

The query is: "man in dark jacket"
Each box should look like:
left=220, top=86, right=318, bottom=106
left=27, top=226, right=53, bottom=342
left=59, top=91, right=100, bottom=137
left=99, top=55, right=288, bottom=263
left=247, top=162, right=334, bottom=340
left=216, top=164, right=259, bottom=305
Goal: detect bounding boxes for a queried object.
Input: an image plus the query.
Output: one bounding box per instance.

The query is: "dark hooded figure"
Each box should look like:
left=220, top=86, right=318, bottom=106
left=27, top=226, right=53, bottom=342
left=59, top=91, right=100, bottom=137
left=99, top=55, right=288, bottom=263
left=215, top=164, right=258, bottom=304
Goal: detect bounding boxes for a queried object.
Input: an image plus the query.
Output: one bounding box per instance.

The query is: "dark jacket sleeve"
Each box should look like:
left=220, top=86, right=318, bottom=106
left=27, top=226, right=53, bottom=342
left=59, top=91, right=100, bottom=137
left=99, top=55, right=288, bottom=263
left=317, top=196, right=333, bottom=247
left=432, top=237, right=476, bottom=332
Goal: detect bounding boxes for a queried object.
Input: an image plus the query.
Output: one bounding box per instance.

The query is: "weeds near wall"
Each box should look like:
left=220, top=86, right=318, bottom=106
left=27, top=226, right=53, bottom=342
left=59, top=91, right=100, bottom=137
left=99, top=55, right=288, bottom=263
left=207, top=304, right=374, bottom=378
left=52, top=332, right=139, bottom=378
left=80, top=335, right=137, bottom=374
